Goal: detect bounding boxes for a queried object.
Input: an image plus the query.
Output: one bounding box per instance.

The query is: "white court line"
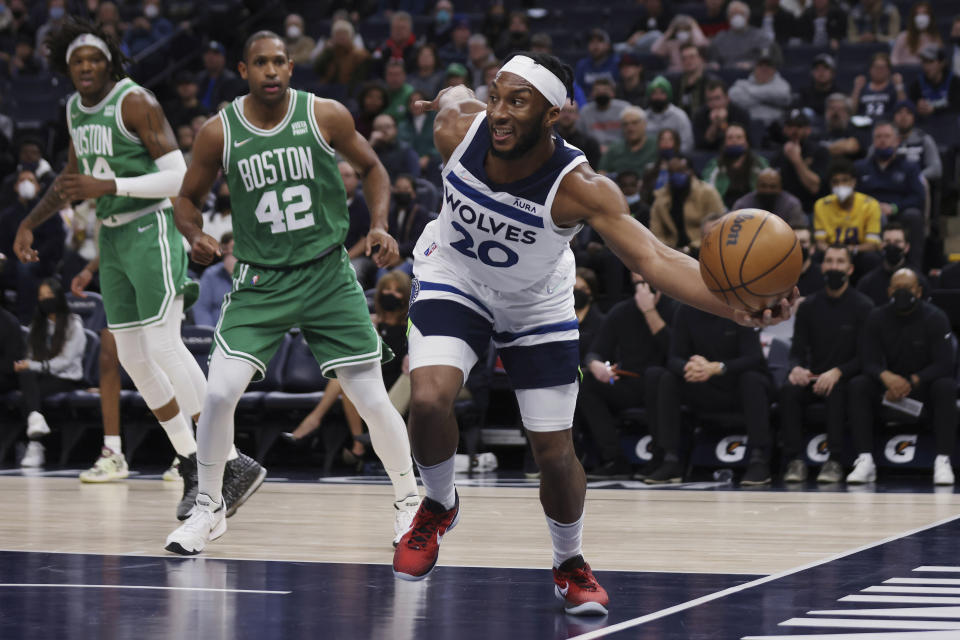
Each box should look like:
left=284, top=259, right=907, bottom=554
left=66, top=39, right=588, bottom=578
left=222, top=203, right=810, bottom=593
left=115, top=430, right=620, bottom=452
left=865, top=586, right=960, bottom=595
left=0, top=583, right=289, bottom=594
left=915, top=566, right=960, bottom=572
left=782, top=617, right=960, bottom=630
left=567, top=512, right=960, bottom=640
left=886, top=578, right=960, bottom=585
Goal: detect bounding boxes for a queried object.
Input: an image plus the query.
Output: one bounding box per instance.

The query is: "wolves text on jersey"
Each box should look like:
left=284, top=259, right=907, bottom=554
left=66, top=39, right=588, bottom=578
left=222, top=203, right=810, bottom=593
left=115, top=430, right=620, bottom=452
left=444, top=186, right=537, bottom=246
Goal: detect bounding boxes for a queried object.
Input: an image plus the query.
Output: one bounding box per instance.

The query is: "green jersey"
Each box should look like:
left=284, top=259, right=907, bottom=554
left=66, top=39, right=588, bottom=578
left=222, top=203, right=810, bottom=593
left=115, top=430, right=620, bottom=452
left=220, top=90, right=349, bottom=267
left=66, top=77, right=168, bottom=220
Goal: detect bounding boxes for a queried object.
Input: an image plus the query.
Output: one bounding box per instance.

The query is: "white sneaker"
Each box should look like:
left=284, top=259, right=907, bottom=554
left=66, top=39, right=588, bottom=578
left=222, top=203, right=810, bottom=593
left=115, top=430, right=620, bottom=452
left=934, top=455, right=955, bottom=486
left=164, top=493, right=226, bottom=555
left=846, top=453, right=876, bottom=484
left=392, top=493, right=421, bottom=548
left=20, top=441, right=45, bottom=467
left=162, top=457, right=180, bottom=482
left=26, top=411, right=50, bottom=439
left=79, top=447, right=130, bottom=483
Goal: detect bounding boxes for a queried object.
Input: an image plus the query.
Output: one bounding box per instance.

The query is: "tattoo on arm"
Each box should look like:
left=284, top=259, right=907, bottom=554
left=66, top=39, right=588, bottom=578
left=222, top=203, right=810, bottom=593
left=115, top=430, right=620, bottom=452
left=25, top=181, right=66, bottom=229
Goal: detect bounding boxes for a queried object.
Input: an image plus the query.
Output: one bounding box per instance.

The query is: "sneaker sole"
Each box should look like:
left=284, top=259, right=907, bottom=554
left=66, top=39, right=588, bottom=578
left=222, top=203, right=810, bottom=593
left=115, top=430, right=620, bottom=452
left=79, top=470, right=130, bottom=484
left=392, top=508, right=460, bottom=581
left=165, top=517, right=227, bottom=556
left=643, top=477, right=681, bottom=485
left=740, top=478, right=772, bottom=486
left=555, top=586, right=609, bottom=616
left=225, top=466, right=267, bottom=518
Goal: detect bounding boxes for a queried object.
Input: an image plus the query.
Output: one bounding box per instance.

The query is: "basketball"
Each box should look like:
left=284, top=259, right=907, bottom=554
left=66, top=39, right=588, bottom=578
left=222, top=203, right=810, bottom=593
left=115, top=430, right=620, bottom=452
left=699, top=209, right=802, bottom=313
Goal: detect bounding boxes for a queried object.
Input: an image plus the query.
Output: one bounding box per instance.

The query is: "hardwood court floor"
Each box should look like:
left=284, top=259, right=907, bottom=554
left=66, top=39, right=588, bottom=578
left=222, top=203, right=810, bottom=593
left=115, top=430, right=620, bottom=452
left=3, top=476, right=959, bottom=575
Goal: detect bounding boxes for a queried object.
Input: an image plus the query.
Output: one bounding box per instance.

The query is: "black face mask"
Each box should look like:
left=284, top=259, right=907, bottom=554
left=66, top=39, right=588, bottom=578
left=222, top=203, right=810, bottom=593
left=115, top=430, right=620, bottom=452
left=38, top=298, right=58, bottom=316
left=883, top=244, right=905, bottom=267
left=379, top=293, right=404, bottom=312
left=394, top=192, right=413, bottom=208
left=649, top=98, right=668, bottom=112
left=824, top=269, right=848, bottom=291
left=215, top=195, right=231, bottom=212
left=801, top=245, right=810, bottom=262
left=755, top=192, right=779, bottom=210
left=595, top=94, right=611, bottom=108
left=891, top=288, right=919, bottom=315
left=573, top=289, right=590, bottom=310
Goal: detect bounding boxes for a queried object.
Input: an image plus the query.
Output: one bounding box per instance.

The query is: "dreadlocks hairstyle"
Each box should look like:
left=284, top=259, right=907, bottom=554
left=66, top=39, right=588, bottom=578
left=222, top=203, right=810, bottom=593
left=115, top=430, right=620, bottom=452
left=46, top=16, right=128, bottom=80
left=500, top=51, right=575, bottom=106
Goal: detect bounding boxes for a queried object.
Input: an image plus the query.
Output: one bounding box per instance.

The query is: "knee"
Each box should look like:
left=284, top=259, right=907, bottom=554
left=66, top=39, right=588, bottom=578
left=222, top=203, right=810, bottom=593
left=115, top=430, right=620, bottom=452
left=739, top=370, right=769, bottom=397
left=409, top=385, right=456, bottom=423
left=848, top=375, right=871, bottom=394
left=529, top=435, right=576, bottom=475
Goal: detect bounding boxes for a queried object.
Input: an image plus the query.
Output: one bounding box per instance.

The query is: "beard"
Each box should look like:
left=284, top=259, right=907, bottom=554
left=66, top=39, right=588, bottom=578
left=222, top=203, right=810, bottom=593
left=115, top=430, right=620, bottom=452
left=489, top=111, right=546, bottom=160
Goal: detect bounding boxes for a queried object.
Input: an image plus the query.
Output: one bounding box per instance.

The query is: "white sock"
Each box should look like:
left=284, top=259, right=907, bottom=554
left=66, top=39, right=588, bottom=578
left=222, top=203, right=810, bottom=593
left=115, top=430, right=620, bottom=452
left=227, top=445, right=239, bottom=461
left=104, top=435, right=122, bottom=454
left=415, top=455, right=456, bottom=510
left=160, top=413, right=197, bottom=456
left=387, top=463, right=419, bottom=502
left=197, top=460, right=225, bottom=505
left=547, top=513, right=584, bottom=569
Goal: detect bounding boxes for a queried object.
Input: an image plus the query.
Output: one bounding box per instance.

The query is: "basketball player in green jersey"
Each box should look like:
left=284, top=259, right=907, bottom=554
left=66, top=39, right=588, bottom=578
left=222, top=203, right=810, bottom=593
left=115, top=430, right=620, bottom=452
left=13, top=18, right=264, bottom=519
left=165, top=31, right=421, bottom=555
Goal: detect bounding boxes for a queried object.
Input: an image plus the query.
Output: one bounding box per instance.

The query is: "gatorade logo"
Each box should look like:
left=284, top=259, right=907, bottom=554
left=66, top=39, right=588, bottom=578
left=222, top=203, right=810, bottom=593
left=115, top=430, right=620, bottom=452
left=806, top=434, right=830, bottom=463
left=725, top=213, right=755, bottom=246
left=635, top=435, right=654, bottom=462
left=716, top=436, right=749, bottom=463
left=884, top=434, right=918, bottom=463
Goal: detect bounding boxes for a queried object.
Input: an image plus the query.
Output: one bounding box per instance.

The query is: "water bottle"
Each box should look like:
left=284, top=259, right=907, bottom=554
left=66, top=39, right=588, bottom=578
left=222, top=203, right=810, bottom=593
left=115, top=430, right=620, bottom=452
left=712, top=468, right=734, bottom=484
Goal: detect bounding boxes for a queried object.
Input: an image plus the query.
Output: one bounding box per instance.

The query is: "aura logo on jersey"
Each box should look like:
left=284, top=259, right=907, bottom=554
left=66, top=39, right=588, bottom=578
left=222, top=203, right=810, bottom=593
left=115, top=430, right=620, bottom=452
left=884, top=434, right=918, bottom=463
left=716, top=436, right=748, bottom=463
left=236, top=147, right=316, bottom=192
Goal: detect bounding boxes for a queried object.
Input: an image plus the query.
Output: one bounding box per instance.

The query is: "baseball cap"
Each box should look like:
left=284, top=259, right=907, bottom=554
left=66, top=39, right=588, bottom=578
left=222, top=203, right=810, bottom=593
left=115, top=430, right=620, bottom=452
left=812, top=53, right=836, bottom=70
left=893, top=99, right=917, bottom=116
left=452, top=14, right=470, bottom=30
left=619, top=53, right=641, bottom=68
left=446, top=62, right=468, bottom=77
left=756, top=47, right=776, bottom=66
left=785, top=108, right=810, bottom=126
left=206, top=41, right=225, bottom=55
left=919, top=44, right=945, bottom=62
left=588, top=28, right=610, bottom=43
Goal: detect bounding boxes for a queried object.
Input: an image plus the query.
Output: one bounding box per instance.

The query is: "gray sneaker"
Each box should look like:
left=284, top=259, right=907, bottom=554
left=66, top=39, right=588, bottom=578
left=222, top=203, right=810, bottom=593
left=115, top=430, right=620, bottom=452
left=783, top=459, right=808, bottom=483
left=817, top=459, right=844, bottom=484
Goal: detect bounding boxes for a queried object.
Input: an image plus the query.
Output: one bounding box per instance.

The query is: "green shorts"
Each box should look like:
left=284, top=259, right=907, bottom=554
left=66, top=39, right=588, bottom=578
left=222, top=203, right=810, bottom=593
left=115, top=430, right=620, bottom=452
left=215, top=247, right=391, bottom=381
left=99, top=208, right=194, bottom=331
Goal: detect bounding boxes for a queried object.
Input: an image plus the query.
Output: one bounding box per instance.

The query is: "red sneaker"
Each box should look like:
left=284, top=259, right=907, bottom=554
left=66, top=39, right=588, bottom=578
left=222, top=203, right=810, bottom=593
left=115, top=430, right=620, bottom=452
left=553, top=555, right=609, bottom=616
left=392, top=493, right=460, bottom=581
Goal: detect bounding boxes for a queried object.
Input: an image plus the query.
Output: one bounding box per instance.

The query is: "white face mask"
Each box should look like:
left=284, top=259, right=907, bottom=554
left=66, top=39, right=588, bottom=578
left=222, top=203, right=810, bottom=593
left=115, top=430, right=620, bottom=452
left=625, top=193, right=641, bottom=205
left=832, top=185, right=853, bottom=202
left=730, top=14, right=747, bottom=30
left=144, top=4, right=159, bottom=18
left=914, top=13, right=930, bottom=30
left=286, top=25, right=302, bottom=40
left=17, top=180, right=37, bottom=200
left=676, top=30, right=691, bottom=42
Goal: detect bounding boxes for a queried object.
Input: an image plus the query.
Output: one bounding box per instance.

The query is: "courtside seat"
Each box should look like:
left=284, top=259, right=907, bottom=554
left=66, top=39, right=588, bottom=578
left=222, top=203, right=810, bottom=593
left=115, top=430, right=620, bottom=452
left=66, top=293, right=106, bottom=333
left=262, top=334, right=328, bottom=411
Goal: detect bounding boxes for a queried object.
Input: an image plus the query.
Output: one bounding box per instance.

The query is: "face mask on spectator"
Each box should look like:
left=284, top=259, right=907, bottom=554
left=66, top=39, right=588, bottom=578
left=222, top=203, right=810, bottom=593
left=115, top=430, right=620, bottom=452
left=649, top=98, right=668, bottom=112
left=914, top=14, right=930, bottom=30
left=38, top=298, right=57, bottom=315
left=730, top=14, right=747, bottom=30
left=595, top=94, right=611, bottom=108
left=883, top=244, right=905, bottom=266
left=573, top=289, right=590, bottom=310
left=379, top=293, right=404, bottom=311
left=215, top=195, right=231, bottom=212
left=49, top=6, right=65, bottom=20
left=17, top=180, right=37, bottom=201
left=144, top=4, right=159, bottom=18
left=824, top=269, right=848, bottom=290
left=394, top=192, right=413, bottom=207
left=756, top=192, right=778, bottom=210
left=891, top=288, right=918, bottom=314
left=676, top=30, right=691, bottom=42
left=625, top=193, right=641, bottom=205
left=800, top=245, right=810, bottom=262
left=436, top=9, right=451, bottom=24
left=669, top=171, right=690, bottom=189
left=875, top=146, right=897, bottom=160
left=832, top=185, right=853, bottom=202
left=724, top=144, right=746, bottom=158
left=286, top=25, right=302, bottom=39
left=660, top=148, right=675, bottom=160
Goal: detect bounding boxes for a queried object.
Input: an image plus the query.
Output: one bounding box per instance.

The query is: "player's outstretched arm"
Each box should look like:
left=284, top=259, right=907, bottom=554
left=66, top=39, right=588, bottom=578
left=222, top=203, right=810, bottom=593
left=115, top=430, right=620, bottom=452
left=555, top=166, right=793, bottom=327
left=315, top=98, right=398, bottom=268
left=173, top=116, right=223, bottom=265
left=414, top=86, right=485, bottom=163
left=13, top=145, right=79, bottom=263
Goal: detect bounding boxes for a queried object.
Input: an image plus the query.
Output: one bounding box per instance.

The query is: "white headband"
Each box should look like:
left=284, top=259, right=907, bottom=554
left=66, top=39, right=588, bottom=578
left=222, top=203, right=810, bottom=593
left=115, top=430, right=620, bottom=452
left=497, top=55, right=567, bottom=108
left=66, top=34, right=112, bottom=64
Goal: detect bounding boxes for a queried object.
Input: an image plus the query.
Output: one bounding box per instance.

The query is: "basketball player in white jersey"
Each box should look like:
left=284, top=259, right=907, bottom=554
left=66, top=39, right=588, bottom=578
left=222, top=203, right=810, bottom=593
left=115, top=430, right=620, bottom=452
left=391, top=52, right=795, bottom=615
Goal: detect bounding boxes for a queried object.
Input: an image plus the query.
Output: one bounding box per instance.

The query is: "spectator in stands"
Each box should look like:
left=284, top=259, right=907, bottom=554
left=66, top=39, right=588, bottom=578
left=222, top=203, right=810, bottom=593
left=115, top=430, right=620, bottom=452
left=34, top=0, right=66, bottom=55
left=377, top=174, right=430, bottom=280
left=96, top=2, right=121, bottom=38
left=626, top=0, right=675, bottom=50
left=693, top=79, right=752, bottom=152
left=646, top=286, right=774, bottom=484
left=194, top=233, right=235, bottom=327
left=15, top=277, right=86, bottom=468
left=910, top=45, right=960, bottom=117
left=856, top=222, right=930, bottom=305
left=426, top=0, right=455, bottom=49
left=0, top=138, right=53, bottom=211
left=884, top=100, right=942, bottom=182
left=951, top=16, right=960, bottom=77
left=650, top=154, right=725, bottom=255
left=733, top=167, right=808, bottom=227
left=442, top=62, right=469, bottom=89
left=164, top=72, right=205, bottom=130
left=283, top=13, right=316, bottom=66
left=438, top=17, right=471, bottom=68
left=710, top=1, right=781, bottom=70
left=599, top=107, right=658, bottom=176
left=617, top=170, right=650, bottom=226
left=820, top=94, right=867, bottom=160
left=852, top=52, right=906, bottom=121
left=8, top=33, right=42, bottom=77
left=575, top=28, right=620, bottom=98
left=855, top=121, right=926, bottom=267
left=409, top=44, right=443, bottom=98
left=465, top=32, right=495, bottom=89
left=773, top=109, right=831, bottom=213
left=0, top=170, right=63, bottom=323
left=314, top=20, right=370, bottom=97
left=729, top=50, right=792, bottom=128
left=383, top=59, right=414, bottom=123
left=574, top=268, right=604, bottom=365
left=530, top=32, right=552, bottom=55
left=795, top=225, right=827, bottom=295
left=780, top=244, right=874, bottom=483
left=370, top=113, right=420, bottom=181
left=891, top=2, right=943, bottom=66
left=651, top=15, right=709, bottom=74
left=398, top=90, right=440, bottom=176
left=354, top=82, right=388, bottom=139
left=645, top=76, right=694, bottom=154
left=372, top=10, right=417, bottom=75
left=494, top=11, right=531, bottom=59
left=555, top=101, right=601, bottom=170
left=847, top=268, right=957, bottom=485
left=672, top=43, right=718, bottom=117
left=340, top=161, right=375, bottom=290
left=617, top=54, right=648, bottom=107
left=752, top=0, right=802, bottom=44
left=122, top=1, right=172, bottom=58
left=196, top=41, right=243, bottom=112
left=641, top=128, right=682, bottom=205
left=0, top=302, right=23, bottom=397
left=814, top=159, right=882, bottom=276
left=481, top=3, right=508, bottom=53
left=581, top=274, right=675, bottom=479
left=847, top=0, right=901, bottom=43
left=701, top=124, right=769, bottom=208
left=799, top=0, right=848, bottom=48
left=580, top=77, right=630, bottom=153
left=2, top=1, right=35, bottom=48
left=700, top=0, right=730, bottom=38
left=202, top=182, right=232, bottom=248
left=796, top=54, right=839, bottom=118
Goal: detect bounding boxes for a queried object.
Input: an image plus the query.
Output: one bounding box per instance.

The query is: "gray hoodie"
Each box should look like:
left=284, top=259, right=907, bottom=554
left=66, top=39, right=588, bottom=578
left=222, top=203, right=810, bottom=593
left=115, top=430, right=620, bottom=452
left=644, top=104, right=694, bottom=154
left=728, top=72, right=793, bottom=126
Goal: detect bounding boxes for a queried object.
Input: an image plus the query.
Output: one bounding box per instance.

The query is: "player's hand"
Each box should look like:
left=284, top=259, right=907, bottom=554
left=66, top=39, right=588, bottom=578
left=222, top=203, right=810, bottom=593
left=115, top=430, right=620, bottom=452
left=412, top=86, right=474, bottom=116
left=58, top=174, right=115, bottom=200
left=189, top=232, right=221, bottom=265
left=13, top=224, right=37, bottom=263
left=13, top=360, right=30, bottom=372
left=813, top=367, right=841, bottom=396
left=71, top=269, right=94, bottom=298
left=734, top=287, right=799, bottom=328
left=366, top=227, right=399, bottom=268
left=788, top=366, right=814, bottom=387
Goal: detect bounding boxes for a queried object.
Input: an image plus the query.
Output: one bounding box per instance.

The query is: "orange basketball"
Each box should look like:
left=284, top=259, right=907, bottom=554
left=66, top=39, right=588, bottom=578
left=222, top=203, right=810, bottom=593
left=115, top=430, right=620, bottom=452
left=699, top=209, right=802, bottom=313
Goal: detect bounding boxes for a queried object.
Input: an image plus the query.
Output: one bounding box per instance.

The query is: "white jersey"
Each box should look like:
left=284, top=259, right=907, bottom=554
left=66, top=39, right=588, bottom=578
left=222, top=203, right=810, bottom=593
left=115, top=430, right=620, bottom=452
left=421, top=112, right=588, bottom=293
